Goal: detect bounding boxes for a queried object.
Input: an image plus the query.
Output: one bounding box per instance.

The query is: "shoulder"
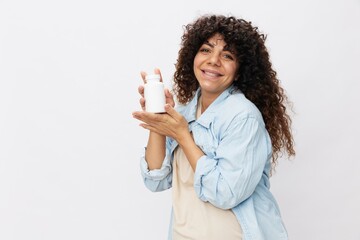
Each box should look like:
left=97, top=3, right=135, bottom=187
left=216, top=91, right=264, bottom=125
left=210, top=93, right=270, bottom=149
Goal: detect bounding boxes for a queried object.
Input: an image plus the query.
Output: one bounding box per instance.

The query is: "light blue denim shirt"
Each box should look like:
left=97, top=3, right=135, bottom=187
left=140, top=85, right=288, bottom=240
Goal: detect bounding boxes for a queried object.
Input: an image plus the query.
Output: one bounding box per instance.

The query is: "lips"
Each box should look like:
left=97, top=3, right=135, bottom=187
left=201, top=69, right=223, bottom=78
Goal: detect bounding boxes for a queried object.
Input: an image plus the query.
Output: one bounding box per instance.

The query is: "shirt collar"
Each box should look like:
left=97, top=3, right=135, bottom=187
left=182, top=85, right=236, bottom=129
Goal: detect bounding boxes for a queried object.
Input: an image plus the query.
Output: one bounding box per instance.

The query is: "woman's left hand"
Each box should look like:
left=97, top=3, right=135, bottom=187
left=132, top=104, right=189, bottom=141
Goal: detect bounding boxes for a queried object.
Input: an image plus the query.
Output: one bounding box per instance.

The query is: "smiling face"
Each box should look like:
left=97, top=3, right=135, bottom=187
left=193, top=33, right=239, bottom=102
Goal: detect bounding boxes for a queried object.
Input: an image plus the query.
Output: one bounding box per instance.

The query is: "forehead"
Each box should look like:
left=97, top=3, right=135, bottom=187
left=206, top=34, right=225, bottom=46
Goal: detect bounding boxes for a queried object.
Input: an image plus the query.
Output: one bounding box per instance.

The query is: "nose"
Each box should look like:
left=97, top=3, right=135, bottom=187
left=207, top=52, right=221, bottom=66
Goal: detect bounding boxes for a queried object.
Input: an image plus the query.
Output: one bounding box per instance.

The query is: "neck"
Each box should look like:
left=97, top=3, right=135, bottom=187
left=199, top=94, right=216, bottom=113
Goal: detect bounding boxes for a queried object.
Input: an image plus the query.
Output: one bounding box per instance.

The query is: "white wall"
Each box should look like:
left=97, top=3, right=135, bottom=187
left=0, top=0, right=359, bottom=239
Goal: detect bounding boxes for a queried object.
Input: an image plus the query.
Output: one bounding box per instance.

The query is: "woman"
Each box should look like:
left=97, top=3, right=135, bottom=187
left=132, top=14, right=295, bottom=240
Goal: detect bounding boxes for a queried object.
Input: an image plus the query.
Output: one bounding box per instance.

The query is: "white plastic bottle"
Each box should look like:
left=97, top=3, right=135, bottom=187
left=144, top=74, right=166, bottom=113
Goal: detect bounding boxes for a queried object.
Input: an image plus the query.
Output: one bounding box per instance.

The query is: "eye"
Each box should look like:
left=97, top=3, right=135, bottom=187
left=223, top=52, right=235, bottom=61
left=199, top=47, right=211, bottom=54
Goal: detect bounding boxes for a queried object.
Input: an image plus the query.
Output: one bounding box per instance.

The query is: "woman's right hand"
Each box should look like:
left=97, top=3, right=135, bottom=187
left=138, top=68, right=175, bottom=111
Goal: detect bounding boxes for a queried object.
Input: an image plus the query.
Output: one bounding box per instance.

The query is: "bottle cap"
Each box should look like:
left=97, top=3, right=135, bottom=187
left=145, top=74, right=161, bottom=82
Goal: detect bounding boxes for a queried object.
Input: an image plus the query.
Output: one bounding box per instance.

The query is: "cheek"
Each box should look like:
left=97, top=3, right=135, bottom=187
left=193, top=54, right=201, bottom=68
left=193, top=55, right=203, bottom=77
left=226, top=63, right=238, bottom=77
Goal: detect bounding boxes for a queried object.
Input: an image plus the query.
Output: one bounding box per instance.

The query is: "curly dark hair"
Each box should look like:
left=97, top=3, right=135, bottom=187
left=173, top=14, right=295, bottom=166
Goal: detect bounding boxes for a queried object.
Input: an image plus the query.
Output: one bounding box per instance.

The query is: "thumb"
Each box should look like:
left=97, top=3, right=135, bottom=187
left=165, top=88, right=175, bottom=107
left=164, top=104, right=179, bottom=118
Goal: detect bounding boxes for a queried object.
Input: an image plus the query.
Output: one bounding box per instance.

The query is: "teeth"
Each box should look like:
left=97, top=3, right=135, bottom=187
left=204, top=71, right=220, bottom=77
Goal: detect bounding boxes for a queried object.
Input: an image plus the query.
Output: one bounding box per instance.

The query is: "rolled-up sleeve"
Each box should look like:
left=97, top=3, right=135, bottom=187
left=140, top=138, right=174, bottom=192
left=193, top=116, right=270, bottom=210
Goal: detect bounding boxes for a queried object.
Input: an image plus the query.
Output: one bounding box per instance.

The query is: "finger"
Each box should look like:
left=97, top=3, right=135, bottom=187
left=133, top=111, right=162, bottom=124
left=138, top=85, right=144, bottom=97
left=133, top=112, right=152, bottom=124
left=139, top=123, right=150, bottom=130
left=139, top=98, right=146, bottom=111
left=140, top=71, right=147, bottom=83
left=154, top=68, right=163, bottom=82
left=133, top=111, right=147, bottom=121
left=164, top=104, right=180, bottom=119
left=165, top=88, right=175, bottom=107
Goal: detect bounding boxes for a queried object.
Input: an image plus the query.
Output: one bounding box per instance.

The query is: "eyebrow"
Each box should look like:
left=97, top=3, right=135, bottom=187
left=203, top=40, right=233, bottom=52
left=204, top=41, right=215, bottom=47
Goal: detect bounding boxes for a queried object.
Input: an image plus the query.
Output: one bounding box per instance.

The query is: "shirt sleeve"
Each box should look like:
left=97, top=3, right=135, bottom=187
left=193, top=116, right=271, bottom=210
left=140, top=137, right=173, bottom=192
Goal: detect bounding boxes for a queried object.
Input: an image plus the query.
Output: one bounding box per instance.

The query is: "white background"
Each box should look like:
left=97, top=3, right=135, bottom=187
left=1, top=0, right=359, bottom=239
